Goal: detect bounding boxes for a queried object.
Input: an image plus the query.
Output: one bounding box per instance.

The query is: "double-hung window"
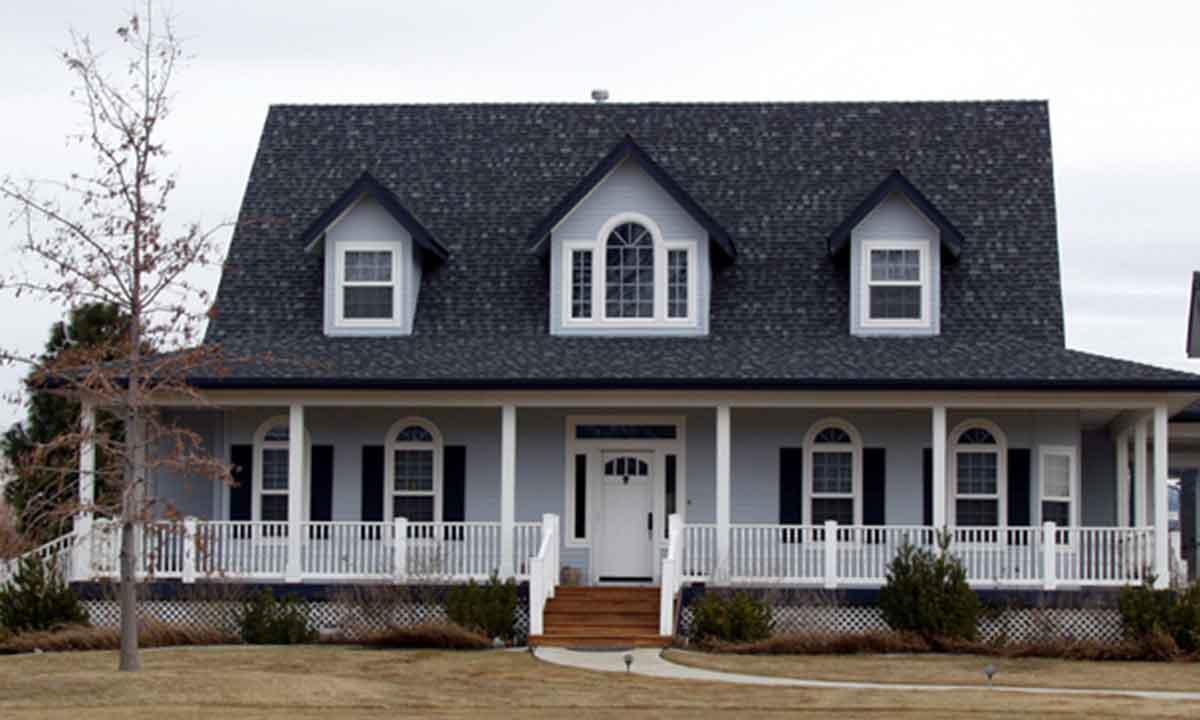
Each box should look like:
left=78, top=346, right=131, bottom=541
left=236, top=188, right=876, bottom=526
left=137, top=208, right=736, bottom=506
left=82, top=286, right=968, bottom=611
left=861, top=240, right=930, bottom=328
left=804, top=420, right=862, bottom=527
left=385, top=418, right=442, bottom=524
left=336, top=244, right=400, bottom=326
left=951, top=423, right=1006, bottom=527
left=1039, top=446, right=1077, bottom=537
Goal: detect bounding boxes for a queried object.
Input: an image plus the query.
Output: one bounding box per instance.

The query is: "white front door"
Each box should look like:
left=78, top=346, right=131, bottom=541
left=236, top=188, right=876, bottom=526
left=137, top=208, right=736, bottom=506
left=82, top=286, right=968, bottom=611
left=599, top=451, right=655, bottom=581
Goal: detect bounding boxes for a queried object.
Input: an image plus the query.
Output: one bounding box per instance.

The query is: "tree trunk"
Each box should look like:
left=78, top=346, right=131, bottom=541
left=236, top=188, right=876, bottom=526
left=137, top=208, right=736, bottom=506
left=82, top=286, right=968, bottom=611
left=117, top=519, right=141, bottom=671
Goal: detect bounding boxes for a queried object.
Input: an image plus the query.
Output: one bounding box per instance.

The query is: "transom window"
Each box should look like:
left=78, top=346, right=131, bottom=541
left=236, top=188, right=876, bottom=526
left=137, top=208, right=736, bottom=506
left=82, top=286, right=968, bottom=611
left=861, top=240, right=930, bottom=328
left=950, top=420, right=1006, bottom=527
left=336, top=244, right=400, bottom=325
left=562, top=213, right=697, bottom=327
left=804, top=419, right=862, bottom=526
left=1040, top=446, right=1077, bottom=535
left=385, top=418, right=442, bottom=523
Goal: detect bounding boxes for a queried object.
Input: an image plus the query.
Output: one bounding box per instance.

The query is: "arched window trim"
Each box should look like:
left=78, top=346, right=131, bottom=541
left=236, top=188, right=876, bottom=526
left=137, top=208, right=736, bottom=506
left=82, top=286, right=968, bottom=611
left=802, top=418, right=863, bottom=526
left=384, top=416, right=444, bottom=524
left=252, top=415, right=312, bottom=524
left=561, top=211, right=698, bottom=328
left=948, top=418, right=1008, bottom=528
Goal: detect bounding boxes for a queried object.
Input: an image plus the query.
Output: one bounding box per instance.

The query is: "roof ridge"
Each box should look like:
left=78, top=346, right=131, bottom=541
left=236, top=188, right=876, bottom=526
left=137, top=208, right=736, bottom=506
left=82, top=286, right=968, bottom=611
left=264, top=99, right=1050, bottom=110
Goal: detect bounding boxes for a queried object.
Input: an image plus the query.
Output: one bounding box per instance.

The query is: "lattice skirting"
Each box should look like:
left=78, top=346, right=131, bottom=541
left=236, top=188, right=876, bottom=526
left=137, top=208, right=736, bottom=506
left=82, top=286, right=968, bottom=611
left=82, top=599, right=530, bottom=641
left=679, top=602, right=1124, bottom=644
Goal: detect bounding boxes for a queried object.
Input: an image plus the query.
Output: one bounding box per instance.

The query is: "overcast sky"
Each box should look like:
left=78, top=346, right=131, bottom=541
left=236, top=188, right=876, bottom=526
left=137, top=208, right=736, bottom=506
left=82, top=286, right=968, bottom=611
left=2, top=1, right=1199, bottom=428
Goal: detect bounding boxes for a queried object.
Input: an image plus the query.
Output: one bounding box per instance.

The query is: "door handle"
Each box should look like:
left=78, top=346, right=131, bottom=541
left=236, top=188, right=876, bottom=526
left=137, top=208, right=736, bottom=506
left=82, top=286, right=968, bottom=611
left=647, top=512, right=653, bottom=534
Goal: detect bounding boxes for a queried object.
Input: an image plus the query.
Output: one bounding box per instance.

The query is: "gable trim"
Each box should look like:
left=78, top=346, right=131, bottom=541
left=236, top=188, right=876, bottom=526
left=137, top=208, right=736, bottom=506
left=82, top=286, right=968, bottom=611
left=300, top=171, right=448, bottom=264
left=526, top=135, right=736, bottom=264
left=827, top=170, right=964, bottom=258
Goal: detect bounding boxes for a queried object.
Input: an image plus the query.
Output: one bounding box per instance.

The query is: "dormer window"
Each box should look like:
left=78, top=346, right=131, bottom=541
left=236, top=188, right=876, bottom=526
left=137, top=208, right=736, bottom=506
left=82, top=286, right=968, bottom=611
left=562, top=213, right=697, bottom=329
left=861, top=240, right=930, bottom=328
left=337, top=245, right=401, bottom=325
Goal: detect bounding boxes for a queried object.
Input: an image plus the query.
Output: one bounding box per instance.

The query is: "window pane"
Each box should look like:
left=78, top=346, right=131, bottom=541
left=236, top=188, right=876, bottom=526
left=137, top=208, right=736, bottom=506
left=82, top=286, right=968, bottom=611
left=1044, top=454, right=1071, bottom=498
left=870, top=249, right=920, bottom=282
left=668, top=249, right=688, bottom=319
left=956, top=452, right=997, bottom=495
left=1042, top=500, right=1070, bottom=526
left=665, top=454, right=677, bottom=539
left=812, top=497, right=854, bottom=525
left=574, top=454, right=587, bottom=540
left=344, top=250, right=392, bottom=282
left=393, top=495, right=434, bottom=522
left=261, top=494, right=288, bottom=522
left=812, top=451, right=853, bottom=494
left=957, top=428, right=997, bottom=445
left=571, top=250, right=592, bottom=319
left=814, top=427, right=852, bottom=444
left=394, top=449, right=433, bottom=492
left=869, top=286, right=921, bottom=319
left=956, top=498, right=998, bottom=526
left=262, top=449, right=289, bottom=490
left=395, top=425, right=434, bottom=443
left=575, top=424, right=677, bottom=440
left=263, top=424, right=289, bottom=443
left=344, top=286, right=394, bottom=319
left=605, top=222, right=654, bottom=318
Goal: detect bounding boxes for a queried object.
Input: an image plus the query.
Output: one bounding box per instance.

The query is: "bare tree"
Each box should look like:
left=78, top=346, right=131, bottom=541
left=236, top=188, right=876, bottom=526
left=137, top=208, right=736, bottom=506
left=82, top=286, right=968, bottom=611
left=0, top=3, right=232, bottom=671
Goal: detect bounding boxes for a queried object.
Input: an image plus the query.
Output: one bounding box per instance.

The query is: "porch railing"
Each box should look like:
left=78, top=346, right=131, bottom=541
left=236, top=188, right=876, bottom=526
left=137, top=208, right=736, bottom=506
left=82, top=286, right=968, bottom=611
left=659, top=514, right=684, bottom=636
left=528, top=513, right=559, bottom=637
left=680, top=522, right=1155, bottom=589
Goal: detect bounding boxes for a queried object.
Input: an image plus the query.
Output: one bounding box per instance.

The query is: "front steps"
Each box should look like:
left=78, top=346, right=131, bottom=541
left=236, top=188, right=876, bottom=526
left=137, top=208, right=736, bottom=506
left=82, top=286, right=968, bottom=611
left=530, top=586, right=670, bottom=648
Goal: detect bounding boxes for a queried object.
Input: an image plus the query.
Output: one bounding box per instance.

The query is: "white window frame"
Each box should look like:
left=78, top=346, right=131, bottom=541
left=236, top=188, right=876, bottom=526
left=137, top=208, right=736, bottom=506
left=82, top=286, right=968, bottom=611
left=384, top=417, right=443, bottom=524
left=251, top=415, right=311, bottom=525
left=334, top=241, right=403, bottom=328
left=860, top=239, right=931, bottom=329
left=948, top=419, right=1007, bottom=528
left=802, top=418, right=863, bottom=527
left=1038, top=444, right=1079, bottom=538
left=560, top=212, right=699, bottom=329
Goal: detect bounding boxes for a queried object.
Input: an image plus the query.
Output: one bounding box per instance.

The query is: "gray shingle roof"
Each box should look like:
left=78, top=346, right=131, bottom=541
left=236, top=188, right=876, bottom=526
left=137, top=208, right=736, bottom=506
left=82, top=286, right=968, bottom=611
left=203, top=101, right=1200, bottom=389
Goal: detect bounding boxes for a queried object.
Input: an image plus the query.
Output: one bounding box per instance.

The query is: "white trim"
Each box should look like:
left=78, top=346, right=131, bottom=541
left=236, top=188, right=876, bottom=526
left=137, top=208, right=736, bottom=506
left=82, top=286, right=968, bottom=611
left=1037, top=444, right=1080, bottom=534
left=859, top=239, right=932, bottom=329
left=802, top=417, right=864, bottom=526
left=334, top=241, right=404, bottom=329
left=251, top=415, right=312, bottom=523
left=383, top=416, right=444, bottom=523
left=948, top=418, right=1008, bottom=528
left=560, top=212, right=700, bottom=330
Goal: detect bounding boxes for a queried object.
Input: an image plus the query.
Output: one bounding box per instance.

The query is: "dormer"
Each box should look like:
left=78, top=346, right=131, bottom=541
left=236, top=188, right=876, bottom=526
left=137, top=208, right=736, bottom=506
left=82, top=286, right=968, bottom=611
left=528, top=136, right=736, bottom=336
left=300, top=172, right=447, bottom=336
left=828, top=171, right=963, bottom=337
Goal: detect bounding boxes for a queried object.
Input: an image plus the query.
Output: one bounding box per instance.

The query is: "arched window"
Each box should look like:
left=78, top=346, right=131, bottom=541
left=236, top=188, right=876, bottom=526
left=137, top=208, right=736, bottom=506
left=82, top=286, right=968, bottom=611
left=804, top=419, right=863, bottom=526
left=605, top=221, right=655, bottom=319
left=253, top=416, right=310, bottom=523
left=950, top=419, right=1007, bottom=527
left=385, top=417, right=442, bottom=523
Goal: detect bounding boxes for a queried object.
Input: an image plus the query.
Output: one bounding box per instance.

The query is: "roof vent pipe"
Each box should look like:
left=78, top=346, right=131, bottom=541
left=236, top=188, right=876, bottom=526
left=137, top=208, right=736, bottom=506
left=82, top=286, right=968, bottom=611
left=591, top=89, right=609, bottom=104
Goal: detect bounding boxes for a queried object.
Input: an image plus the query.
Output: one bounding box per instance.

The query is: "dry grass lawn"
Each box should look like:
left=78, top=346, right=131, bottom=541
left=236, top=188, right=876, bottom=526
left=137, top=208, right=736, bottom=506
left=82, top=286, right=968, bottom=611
left=665, top=648, right=1200, bottom=693
left=0, top=645, right=1196, bottom=719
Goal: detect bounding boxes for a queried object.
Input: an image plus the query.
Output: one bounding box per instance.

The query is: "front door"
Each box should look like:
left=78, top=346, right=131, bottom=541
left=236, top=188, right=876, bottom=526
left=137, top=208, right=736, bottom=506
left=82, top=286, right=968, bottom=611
left=599, top=451, right=655, bottom=582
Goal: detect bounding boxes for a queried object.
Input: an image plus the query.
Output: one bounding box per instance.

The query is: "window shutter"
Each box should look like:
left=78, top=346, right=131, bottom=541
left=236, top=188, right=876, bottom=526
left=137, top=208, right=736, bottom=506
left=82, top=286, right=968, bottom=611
left=361, top=445, right=384, bottom=523
left=863, top=447, right=886, bottom=526
left=574, top=454, right=588, bottom=540
left=1008, top=448, right=1032, bottom=526
left=230, top=444, right=253, bottom=521
left=779, top=448, right=804, bottom=524
left=922, top=448, right=933, bottom=526
left=443, top=445, right=466, bottom=522
left=310, top=445, right=334, bottom=523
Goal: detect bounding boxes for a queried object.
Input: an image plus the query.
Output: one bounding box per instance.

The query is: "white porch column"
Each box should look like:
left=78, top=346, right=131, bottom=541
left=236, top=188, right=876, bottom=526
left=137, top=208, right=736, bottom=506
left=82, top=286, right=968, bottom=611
left=73, top=400, right=96, bottom=582
left=931, top=405, right=947, bottom=530
left=499, top=404, right=516, bottom=579
left=716, top=404, right=731, bottom=579
left=1134, top=417, right=1149, bottom=528
left=285, top=403, right=305, bottom=583
left=1116, top=431, right=1131, bottom=527
left=1153, top=404, right=1170, bottom=589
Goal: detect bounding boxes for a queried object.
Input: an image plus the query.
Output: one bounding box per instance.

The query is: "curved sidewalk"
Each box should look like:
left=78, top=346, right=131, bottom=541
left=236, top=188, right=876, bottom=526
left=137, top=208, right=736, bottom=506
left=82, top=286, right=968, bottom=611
left=533, top=647, right=1200, bottom=702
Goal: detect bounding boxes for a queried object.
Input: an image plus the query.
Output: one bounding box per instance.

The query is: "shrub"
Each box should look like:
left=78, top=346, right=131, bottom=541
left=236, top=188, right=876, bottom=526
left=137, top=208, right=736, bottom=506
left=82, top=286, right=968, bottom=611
left=1167, top=582, right=1200, bottom=654
left=879, top=537, right=980, bottom=641
left=356, top=622, right=490, bottom=650
left=0, top=621, right=236, bottom=654
left=1118, top=579, right=1172, bottom=640
left=688, top=591, right=773, bottom=645
left=445, top=573, right=518, bottom=641
left=235, top=589, right=316, bottom=644
left=0, top=555, right=87, bottom=633
left=712, top=629, right=930, bottom=655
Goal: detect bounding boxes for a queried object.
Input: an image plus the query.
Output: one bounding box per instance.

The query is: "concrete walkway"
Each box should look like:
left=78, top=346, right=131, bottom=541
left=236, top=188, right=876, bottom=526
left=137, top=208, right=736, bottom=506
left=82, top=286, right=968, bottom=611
left=533, top=647, right=1200, bottom=702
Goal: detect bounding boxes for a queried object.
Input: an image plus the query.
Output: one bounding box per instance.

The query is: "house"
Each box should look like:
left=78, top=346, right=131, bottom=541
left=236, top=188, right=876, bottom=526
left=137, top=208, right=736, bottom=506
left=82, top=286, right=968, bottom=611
left=42, top=102, right=1200, bottom=643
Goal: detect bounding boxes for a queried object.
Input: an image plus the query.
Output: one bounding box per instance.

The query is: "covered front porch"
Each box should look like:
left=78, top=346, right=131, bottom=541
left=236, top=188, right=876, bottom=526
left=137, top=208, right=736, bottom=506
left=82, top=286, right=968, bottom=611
left=57, top=391, right=1180, bottom=595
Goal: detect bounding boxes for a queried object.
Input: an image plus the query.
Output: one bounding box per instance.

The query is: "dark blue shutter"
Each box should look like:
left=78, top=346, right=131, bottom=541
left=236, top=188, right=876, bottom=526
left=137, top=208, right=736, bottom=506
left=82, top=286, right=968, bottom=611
left=863, top=447, right=886, bottom=526
left=1008, top=448, right=1032, bottom=526
left=443, top=445, right=466, bottom=523
left=780, top=447, right=804, bottom=543
left=230, top=444, right=253, bottom=521
left=310, top=445, right=334, bottom=523
left=361, top=445, right=384, bottom=522
left=922, top=448, right=933, bottom=526
left=574, top=454, right=587, bottom=540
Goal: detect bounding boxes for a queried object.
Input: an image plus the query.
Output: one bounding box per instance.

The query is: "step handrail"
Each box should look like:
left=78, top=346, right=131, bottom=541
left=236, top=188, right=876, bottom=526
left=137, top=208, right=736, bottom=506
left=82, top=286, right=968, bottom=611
left=659, top=513, right=684, bottom=636
left=528, top=513, right=559, bottom=638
